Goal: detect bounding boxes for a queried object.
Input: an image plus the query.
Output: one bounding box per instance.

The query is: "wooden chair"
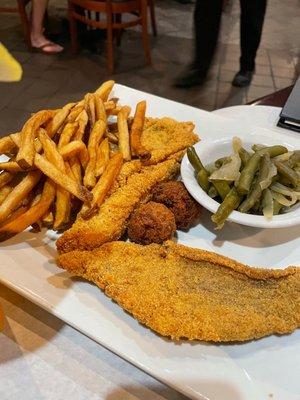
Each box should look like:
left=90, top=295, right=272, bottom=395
left=68, top=0, right=153, bottom=73
left=0, top=0, right=32, bottom=50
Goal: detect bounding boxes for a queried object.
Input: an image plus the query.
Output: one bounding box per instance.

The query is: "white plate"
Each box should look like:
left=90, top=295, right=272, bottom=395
left=214, top=105, right=298, bottom=135
left=1, top=87, right=300, bottom=400
left=181, top=133, right=300, bottom=228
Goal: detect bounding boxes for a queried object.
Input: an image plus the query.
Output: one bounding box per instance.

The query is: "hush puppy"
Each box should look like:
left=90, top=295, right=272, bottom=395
left=128, top=201, right=176, bottom=245
left=152, top=181, right=201, bottom=230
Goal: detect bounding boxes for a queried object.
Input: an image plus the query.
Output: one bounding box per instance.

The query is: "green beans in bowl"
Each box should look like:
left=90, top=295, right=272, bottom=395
left=182, top=137, right=300, bottom=229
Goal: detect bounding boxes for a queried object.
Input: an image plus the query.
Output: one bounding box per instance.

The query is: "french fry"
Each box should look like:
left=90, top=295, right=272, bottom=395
left=105, top=130, right=118, bottom=144
left=38, top=129, right=65, bottom=171
left=67, top=104, right=84, bottom=123
left=68, top=156, right=82, bottom=184
left=74, top=110, right=88, bottom=140
left=41, top=210, right=54, bottom=228
left=58, top=122, right=78, bottom=149
left=130, top=100, right=150, bottom=159
left=47, top=102, right=75, bottom=136
left=117, top=107, right=131, bottom=161
left=16, top=110, right=54, bottom=169
left=84, top=119, right=106, bottom=188
left=38, top=128, right=71, bottom=230
left=82, top=152, right=123, bottom=218
left=122, top=105, right=131, bottom=118
left=86, top=94, right=96, bottom=128
left=0, top=185, right=13, bottom=205
left=9, top=132, right=21, bottom=147
left=34, top=153, right=92, bottom=204
left=0, top=136, right=16, bottom=154
left=0, top=170, right=41, bottom=224
left=54, top=185, right=71, bottom=230
left=0, top=205, right=28, bottom=229
left=108, top=106, right=122, bottom=116
left=10, top=131, right=44, bottom=154
left=94, top=95, right=106, bottom=121
left=0, top=179, right=55, bottom=241
left=59, top=141, right=89, bottom=168
left=104, top=100, right=117, bottom=112
left=95, top=138, right=109, bottom=177
left=0, top=160, right=24, bottom=172
left=0, top=171, right=14, bottom=189
left=95, top=80, right=115, bottom=101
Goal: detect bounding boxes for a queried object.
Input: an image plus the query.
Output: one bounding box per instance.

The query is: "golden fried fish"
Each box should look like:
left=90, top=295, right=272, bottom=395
left=57, top=241, right=300, bottom=342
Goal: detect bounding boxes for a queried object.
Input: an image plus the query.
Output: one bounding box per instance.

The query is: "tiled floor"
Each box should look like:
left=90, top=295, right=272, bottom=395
left=0, top=0, right=299, bottom=134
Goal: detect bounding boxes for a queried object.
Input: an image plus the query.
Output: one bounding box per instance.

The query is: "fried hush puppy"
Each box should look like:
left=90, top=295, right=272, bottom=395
left=152, top=181, right=201, bottom=230
left=127, top=201, right=176, bottom=245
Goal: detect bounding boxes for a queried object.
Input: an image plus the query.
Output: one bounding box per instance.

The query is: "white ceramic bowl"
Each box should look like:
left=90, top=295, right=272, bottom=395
left=181, top=135, right=300, bottom=229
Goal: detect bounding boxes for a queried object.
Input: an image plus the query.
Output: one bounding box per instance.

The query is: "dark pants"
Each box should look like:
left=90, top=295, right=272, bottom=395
left=194, top=0, right=267, bottom=75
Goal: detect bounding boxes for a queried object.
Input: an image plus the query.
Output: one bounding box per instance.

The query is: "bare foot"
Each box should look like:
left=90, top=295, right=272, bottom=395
left=31, top=34, right=64, bottom=54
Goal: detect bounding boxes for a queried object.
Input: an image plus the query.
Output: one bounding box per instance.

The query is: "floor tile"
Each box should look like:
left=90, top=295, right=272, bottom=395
left=251, top=74, right=275, bottom=88
left=273, top=76, right=296, bottom=90
left=271, top=66, right=297, bottom=79
left=246, top=86, right=274, bottom=102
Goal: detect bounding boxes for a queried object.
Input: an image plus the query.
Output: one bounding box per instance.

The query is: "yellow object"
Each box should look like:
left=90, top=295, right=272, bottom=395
left=0, top=42, right=22, bottom=82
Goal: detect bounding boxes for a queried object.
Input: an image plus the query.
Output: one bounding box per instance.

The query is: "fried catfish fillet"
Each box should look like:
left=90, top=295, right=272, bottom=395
left=57, top=241, right=300, bottom=342
left=141, top=118, right=199, bottom=165
left=56, top=159, right=179, bottom=253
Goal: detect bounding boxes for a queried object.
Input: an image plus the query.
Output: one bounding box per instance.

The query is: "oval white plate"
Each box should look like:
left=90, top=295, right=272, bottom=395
left=181, top=133, right=300, bottom=228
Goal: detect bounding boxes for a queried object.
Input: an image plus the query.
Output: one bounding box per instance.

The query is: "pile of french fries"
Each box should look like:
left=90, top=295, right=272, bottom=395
left=0, top=80, right=149, bottom=241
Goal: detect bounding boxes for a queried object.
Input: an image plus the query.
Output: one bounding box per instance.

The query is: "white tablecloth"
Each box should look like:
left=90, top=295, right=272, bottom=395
left=0, top=283, right=188, bottom=400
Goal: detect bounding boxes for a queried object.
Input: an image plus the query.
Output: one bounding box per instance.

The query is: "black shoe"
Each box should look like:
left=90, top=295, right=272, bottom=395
left=174, top=68, right=206, bottom=88
left=232, top=70, right=254, bottom=87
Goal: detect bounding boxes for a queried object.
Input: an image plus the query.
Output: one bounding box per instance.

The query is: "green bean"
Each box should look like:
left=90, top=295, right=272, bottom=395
left=275, top=161, right=300, bottom=187
left=187, top=147, right=206, bottom=173
left=211, top=180, right=231, bottom=201
left=208, top=185, right=218, bottom=198
left=289, top=150, right=300, bottom=168
left=236, top=146, right=288, bottom=195
left=252, top=144, right=265, bottom=152
left=263, top=145, right=288, bottom=158
left=273, top=199, right=282, bottom=215
left=238, top=147, right=251, bottom=167
left=197, top=169, right=210, bottom=193
left=236, top=152, right=261, bottom=195
left=211, top=187, right=242, bottom=228
left=238, top=154, right=270, bottom=213
left=215, top=156, right=231, bottom=169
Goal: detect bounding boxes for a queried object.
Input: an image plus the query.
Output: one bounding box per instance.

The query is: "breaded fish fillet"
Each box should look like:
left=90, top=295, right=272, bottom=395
left=57, top=241, right=300, bottom=342
left=141, top=118, right=199, bottom=165
left=57, top=159, right=179, bottom=253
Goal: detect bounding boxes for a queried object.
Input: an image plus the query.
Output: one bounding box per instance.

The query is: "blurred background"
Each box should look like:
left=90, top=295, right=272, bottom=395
left=0, top=0, right=299, bottom=134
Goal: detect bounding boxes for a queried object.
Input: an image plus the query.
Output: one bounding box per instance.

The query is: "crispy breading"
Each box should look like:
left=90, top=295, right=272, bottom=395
left=56, top=159, right=179, bottom=253
left=57, top=241, right=300, bottom=342
left=141, top=118, right=199, bottom=165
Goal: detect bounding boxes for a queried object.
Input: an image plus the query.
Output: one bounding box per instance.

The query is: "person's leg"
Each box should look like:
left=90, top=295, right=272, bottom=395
left=232, top=0, right=267, bottom=86
left=239, top=0, right=267, bottom=71
left=30, top=0, right=63, bottom=53
left=194, top=0, right=223, bottom=74
left=175, top=0, right=223, bottom=88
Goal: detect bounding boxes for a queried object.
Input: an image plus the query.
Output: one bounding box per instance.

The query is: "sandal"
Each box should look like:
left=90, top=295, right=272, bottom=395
left=31, top=41, right=64, bottom=55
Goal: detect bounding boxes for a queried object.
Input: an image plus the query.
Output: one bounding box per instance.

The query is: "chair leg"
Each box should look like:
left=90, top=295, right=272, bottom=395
left=68, top=3, right=79, bottom=54
left=141, top=0, right=152, bottom=65
left=16, top=0, right=32, bottom=50
left=115, top=14, right=122, bottom=47
left=148, top=0, right=157, bottom=37
left=107, top=16, right=114, bottom=73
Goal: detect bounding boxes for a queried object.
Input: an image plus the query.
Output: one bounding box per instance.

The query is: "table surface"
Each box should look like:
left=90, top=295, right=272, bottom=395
left=0, top=86, right=292, bottom=400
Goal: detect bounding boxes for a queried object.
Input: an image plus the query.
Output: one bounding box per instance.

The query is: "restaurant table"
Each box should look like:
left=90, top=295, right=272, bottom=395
left=0, top=85, right=294, bottom=400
